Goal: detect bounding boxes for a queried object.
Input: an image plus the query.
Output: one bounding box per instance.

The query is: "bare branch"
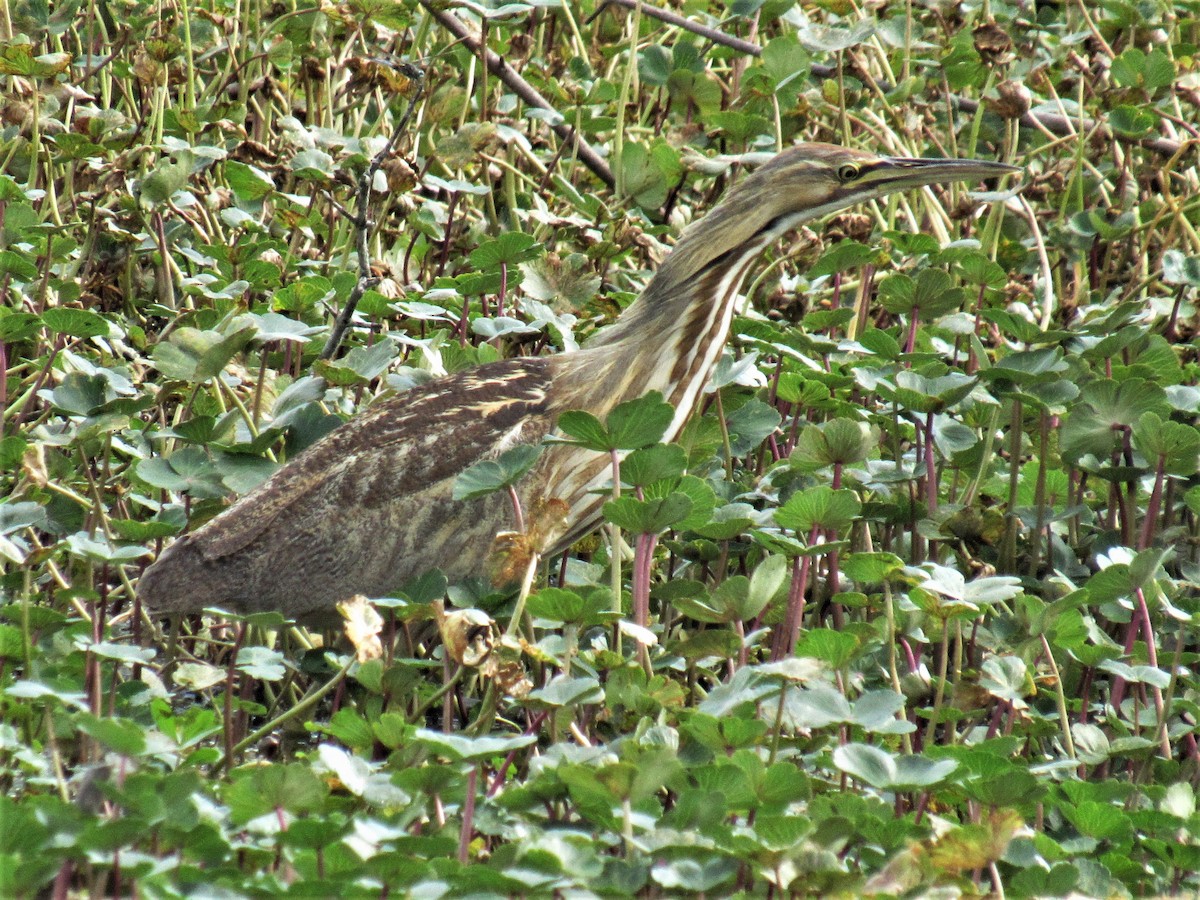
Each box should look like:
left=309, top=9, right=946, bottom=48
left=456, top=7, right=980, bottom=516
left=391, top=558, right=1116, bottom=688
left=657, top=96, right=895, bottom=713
left=599, top=0, right=1184, bottom=157
left=321, top=64, right=426, bottom=361
left=419, top=3, right=616, bottom=188
left=593, top=0, right=762, bottom=56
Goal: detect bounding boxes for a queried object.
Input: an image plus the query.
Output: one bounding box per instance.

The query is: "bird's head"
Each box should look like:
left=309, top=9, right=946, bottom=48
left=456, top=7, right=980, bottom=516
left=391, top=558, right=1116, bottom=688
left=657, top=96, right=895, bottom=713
left=661, top=142, right=1019, bottom=281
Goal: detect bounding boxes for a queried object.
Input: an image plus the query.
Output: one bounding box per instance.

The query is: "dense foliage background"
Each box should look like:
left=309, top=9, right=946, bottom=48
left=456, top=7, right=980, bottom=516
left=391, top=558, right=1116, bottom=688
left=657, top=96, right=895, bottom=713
left=2, top=0, right=1200, bottom=896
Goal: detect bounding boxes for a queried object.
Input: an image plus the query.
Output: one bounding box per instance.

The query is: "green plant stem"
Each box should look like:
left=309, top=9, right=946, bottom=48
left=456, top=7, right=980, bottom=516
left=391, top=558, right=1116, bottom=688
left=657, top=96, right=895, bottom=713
left=1028, top=411, right=1051, bottom=577
left=228, top=654, right=354, bottom=762
left=999, top=399, right=1023, bottom=571
left=458, top=765, right=478, bottom=863
left=410, top=665, right=465, bottom=725
left=1040, top=634, right=1075, bottom=760
left=924, top=619, right=951, bottom=748
left=714, top=389, right=734, bottom=481
left=613, top=1, right=642, bottom=198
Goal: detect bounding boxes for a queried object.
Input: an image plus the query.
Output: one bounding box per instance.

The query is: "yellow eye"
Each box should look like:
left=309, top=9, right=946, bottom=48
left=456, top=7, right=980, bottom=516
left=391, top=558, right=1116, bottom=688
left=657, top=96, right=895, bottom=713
left=837, top=163, right=861, bottom=182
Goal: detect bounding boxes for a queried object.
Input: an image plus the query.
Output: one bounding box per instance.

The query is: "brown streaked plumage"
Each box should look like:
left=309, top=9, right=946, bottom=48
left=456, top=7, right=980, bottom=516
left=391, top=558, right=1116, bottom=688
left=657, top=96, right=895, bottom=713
left=139, top=143, right=1018, bottom=618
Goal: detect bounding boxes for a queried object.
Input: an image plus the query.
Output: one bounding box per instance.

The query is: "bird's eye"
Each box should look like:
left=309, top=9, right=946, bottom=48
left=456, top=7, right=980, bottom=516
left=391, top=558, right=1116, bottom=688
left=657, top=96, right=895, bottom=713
left=837, top=163, right=861, bottom=183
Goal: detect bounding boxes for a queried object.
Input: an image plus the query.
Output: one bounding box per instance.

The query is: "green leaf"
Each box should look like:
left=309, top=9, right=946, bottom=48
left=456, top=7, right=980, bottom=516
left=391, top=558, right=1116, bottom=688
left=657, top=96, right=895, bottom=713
left=842, top=551, right=905, bottom=583
left=619, top=140, right=682, bottom=209
left=452, top=443, right=544, bottom=501
left=603, top=492, right=692, bottom=534
left=747, top=554, right=787, bottom=619
left=876, top=370, right=977, bottom=414
left=290, top=148, right=334, bottom=181
left=225, top=764, right=328, bottom=823
left=775, top=486, right=861, bottom=533
left=795, top=628, right=858, bottom=667
left=1108, top=105, right=1157, bottom=138
left=75, top=713, right=147, bottom=756
left=526, top=587, right=613, bottom=626
left=41, top=307, right=108, bottom=338
left=136, top=448, right=228, bottom=499
left=1110, top=48, right=1147, bottom=88
left=151, top=326, right=257, bottom=383
left=558, top=391, right=674, bottom=451
left=791, top=418, right=877, bottom=469
left=140, top=153, right=193, bottom=205
left=316, top=339, right=397, bottom=386
left=400, top=569, right=448, bottom=605
left=0, top=43, right=71, bottom=76
left=225, top=160, right=275, bottom=201
left=413, top=729, right=537, bottom=761
left=606, top=392, right=675, bottom=449
left=669, top=474, right=718, bottom=531
left=620, top=443, right=686, bottom=487
left=692, top=502, right=754, bottom=540
left=555, top=409, right=609, bottom=451
left=1132, top=412, right=1200, bottom=476
left=725, top=398, right=781, bottom=455
left=469, top=232, right=540, bottom=269
left=525, top=676, right=604, bottom=708
left=319, top=710, right=374, bottom=748
left=1061, top=379, right=1171, bottom=466
left=1162, top=250, right=1200, bottom=287
left=638, top=45, right=672, bottom=86
left=236, top=646, right=287, bottom=681
left=833, top=743, right=957, bottom=790
left=878, top=268, right=964, bottom=319
left=808, top=240, right=877, bottom=278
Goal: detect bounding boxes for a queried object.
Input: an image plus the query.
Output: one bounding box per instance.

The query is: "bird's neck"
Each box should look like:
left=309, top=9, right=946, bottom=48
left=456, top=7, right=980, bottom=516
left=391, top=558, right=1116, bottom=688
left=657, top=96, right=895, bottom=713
left=583, top=229, right=778, bottom=440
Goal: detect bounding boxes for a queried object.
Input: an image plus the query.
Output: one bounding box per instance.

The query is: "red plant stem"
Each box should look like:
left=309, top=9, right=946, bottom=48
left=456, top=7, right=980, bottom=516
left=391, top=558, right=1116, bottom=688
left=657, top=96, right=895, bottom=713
left=855, top=265, right=875, bottom=337
left=1138, top=456, right=1166, bottom=550
left=456, top=297, right=470, bottom=346
left=14, top=334, right=63, bottom=429
left=772, top=526, right=820, bottom=659
left=1110, top=608, right=1142, bottom=714
left=52, top=860, right=71, bottom=900
left=766, top=432, right=783, bottom=463
left=904, top=309, right=920, bottom=357
left=497, top=261, right=507, bottom=318
left=632, top=532, right=658, bottom=627
left=984, top=699, right=1005, bottom=740
left=1134, top=588, right=1172, bottom=756
left=489, top=711, right=550, bottom=796
left=0, top=339, right=6, bottom=432
left=223, top=622, right=246, bottom=769
left=507, top=485, right=525, bottom=533
left=1078, top=666, right=1093, bottom=724
left=967, top=285, right=986, bottom=374
left=768, top=357, right=782, bottom=406
left=458, top=765, right=478, bottom=863
left=827, top=545, right=843, bottom=629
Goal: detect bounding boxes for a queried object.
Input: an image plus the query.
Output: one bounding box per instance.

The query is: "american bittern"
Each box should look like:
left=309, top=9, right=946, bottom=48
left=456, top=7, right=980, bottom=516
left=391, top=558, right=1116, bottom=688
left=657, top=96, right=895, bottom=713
left=139, top=143, right=1017, bottom=618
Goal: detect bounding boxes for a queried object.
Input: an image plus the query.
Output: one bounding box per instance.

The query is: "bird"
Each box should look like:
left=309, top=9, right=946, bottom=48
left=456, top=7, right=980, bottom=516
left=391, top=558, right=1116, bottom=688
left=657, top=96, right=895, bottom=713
left=138, top=143, right=1018, bottom=619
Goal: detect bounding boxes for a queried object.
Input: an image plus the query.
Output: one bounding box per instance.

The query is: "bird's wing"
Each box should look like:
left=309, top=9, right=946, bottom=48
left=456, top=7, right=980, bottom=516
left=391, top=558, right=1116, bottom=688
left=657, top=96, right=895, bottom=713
left=192, top=357, right=554, bottom=561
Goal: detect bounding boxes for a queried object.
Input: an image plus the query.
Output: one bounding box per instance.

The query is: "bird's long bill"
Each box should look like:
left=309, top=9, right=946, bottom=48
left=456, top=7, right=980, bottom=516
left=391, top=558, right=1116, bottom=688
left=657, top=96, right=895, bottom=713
left=869, top=156, right=1021, bottom=191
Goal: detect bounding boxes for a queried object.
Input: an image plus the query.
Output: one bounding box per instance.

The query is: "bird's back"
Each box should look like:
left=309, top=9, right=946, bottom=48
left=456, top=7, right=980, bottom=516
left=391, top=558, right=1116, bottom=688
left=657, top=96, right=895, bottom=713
left=139, top=356, right=558, bottom=618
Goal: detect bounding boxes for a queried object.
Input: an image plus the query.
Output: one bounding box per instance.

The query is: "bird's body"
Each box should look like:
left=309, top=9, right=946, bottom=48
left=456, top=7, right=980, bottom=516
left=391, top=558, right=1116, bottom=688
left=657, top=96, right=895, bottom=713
left=139, top=144, right=1017, bottom=617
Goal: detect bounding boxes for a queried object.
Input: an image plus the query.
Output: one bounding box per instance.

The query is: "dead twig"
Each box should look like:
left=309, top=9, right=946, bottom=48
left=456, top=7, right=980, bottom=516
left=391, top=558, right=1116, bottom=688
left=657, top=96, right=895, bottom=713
left=592, top=0, right=762, bottom=56
left=419, top=3, right=616, bottom=188
left=321, top=63, right=425, bottom=361
left=598, top=0, right=1185, bottom=157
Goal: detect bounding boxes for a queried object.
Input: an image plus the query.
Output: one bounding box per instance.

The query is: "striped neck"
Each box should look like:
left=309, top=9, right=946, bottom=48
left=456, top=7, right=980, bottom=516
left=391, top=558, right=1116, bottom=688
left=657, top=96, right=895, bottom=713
left=594, top=228, right=779, bottom=441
